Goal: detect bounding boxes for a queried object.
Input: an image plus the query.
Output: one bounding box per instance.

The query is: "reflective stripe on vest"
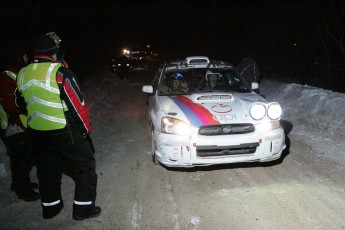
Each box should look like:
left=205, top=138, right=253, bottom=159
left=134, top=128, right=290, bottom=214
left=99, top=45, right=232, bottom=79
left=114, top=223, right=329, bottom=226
left=0, top=104, right=8, bottom=130
left=18, top=114, right=28, bottom=128
left=17, top=63, right=67, bottom=131
left=2, top=70, right=17, bottom=81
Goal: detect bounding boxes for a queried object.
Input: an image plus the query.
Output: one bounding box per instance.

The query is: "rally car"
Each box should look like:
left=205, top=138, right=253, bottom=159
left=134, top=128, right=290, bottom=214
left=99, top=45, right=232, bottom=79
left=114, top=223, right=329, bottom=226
left=142, top=56, right=285, bottom=167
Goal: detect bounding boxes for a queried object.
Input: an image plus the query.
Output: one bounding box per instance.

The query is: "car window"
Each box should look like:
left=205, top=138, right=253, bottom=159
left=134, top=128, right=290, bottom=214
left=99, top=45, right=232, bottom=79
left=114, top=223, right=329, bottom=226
left=158, top=68, right=251, bottom=95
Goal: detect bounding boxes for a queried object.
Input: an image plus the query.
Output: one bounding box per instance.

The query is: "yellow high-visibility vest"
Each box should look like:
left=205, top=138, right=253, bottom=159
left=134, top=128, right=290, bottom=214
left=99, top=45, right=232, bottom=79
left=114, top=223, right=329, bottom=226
left=17, top=63, right=67, bottom=131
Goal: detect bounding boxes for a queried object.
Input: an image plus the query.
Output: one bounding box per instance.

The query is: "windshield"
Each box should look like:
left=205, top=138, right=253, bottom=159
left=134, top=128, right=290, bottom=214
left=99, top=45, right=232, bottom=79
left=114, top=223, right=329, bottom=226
left=158, top=68, right=251, bottom=95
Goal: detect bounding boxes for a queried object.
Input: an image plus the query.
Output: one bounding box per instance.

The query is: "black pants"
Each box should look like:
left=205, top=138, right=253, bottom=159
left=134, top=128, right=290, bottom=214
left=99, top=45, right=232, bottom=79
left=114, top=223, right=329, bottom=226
left=5, top=132, right=36, bottom=194
left=30, top=124, right=97, bottom=217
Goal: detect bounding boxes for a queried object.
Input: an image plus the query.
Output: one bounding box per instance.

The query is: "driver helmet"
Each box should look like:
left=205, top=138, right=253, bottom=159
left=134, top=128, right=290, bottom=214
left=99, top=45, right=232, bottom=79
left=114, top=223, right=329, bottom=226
left=205, top=70, right=220, bottom=81
left=171, top=72, right=183, bottom=79
left=170, top=72, right=183, bottom=89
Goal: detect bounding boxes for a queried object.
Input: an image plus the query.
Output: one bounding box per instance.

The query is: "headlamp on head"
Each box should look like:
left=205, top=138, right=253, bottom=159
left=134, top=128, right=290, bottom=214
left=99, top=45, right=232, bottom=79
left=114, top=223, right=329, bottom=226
left=46, top=32, right=62, bottom=47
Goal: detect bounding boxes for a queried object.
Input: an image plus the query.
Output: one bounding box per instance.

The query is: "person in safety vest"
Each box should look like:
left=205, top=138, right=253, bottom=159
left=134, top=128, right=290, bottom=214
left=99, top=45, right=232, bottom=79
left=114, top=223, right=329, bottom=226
left=15, top=34, right=101, bottom=220
left=0, top=43, right=40, bottom=202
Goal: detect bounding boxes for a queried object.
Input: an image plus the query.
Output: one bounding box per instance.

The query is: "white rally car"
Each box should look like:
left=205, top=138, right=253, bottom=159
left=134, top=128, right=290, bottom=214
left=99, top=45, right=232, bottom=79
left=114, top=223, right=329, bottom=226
left=142, top=56, right=285, bottom=167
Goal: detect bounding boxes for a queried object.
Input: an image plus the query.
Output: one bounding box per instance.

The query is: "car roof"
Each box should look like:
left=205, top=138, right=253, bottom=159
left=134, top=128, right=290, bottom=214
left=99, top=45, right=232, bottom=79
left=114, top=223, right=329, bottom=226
left=165, top=56, right=236, bottom=71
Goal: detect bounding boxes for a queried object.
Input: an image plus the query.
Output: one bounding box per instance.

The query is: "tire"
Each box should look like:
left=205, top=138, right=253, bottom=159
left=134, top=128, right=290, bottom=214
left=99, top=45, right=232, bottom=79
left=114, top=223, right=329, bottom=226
left=152, top=151, right=159, bottom=165
left=151, top=129, right=159, bottom=165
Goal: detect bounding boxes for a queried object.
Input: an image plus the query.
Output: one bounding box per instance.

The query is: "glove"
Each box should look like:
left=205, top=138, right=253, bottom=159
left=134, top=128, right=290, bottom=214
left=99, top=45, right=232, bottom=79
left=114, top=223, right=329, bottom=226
left=82, top=133, right=95, bottom=153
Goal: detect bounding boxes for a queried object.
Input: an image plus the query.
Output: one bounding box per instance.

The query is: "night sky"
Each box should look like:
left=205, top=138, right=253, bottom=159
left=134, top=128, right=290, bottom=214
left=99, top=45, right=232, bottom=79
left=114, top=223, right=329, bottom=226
left=1, top=0, right=340, bottom=87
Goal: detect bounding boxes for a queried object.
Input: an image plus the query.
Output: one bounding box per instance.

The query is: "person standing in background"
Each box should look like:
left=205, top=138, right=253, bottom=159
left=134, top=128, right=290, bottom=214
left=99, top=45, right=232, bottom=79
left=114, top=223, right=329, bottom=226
left=236, top=57, right=261, bottom=84
left=0, top=43, right=39, bottom=202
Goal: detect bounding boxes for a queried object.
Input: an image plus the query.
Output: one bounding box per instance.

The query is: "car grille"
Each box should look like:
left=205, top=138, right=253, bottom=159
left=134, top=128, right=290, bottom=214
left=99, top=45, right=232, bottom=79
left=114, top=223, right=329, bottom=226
left=198, top=123, right=254, bottom=135
left=196, top=143, right=259, bottom=157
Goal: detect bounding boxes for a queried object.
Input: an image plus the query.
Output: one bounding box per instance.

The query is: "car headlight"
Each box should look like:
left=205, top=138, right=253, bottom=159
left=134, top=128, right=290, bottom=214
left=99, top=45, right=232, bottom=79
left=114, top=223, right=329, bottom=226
left=267, top=102, right=282, bottom=120
left=250, top=103, right=266, bottom=120
left=161, top=117, right=192, bottom=136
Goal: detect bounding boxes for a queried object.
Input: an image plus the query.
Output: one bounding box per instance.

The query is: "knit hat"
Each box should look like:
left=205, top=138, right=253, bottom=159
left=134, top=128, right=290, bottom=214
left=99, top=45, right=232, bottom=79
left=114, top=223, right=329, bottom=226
left=33, top=34, right=58, bottom=56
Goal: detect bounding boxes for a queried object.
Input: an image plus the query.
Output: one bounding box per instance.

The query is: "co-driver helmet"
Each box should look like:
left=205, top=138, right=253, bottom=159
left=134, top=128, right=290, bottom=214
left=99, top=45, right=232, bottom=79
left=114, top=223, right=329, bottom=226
left=205, top=70, right=220, bottom=81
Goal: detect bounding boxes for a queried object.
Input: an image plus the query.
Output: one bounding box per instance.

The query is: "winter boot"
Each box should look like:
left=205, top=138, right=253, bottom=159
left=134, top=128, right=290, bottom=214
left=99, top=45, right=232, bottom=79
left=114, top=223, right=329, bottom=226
left=72, top=205, right=101, bottom=220
left=17, top=189, right=40, bottom=202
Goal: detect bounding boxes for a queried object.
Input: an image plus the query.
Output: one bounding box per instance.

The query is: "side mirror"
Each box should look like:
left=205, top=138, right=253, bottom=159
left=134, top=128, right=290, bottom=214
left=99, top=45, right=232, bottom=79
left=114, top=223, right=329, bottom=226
left=142, top=85, right=153, bottom=93
left=251, top=82, right=259, bottom=90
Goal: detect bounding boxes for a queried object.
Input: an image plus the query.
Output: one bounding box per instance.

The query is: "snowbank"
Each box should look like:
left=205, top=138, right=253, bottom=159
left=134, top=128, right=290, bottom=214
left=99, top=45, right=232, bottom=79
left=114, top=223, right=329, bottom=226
left=260, top=79, right=345, bottom=140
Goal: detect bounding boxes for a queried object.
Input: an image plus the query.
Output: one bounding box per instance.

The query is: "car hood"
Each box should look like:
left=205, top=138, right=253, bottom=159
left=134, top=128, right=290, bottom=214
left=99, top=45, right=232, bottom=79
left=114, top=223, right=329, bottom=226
left=158, top=92, right=265, bottom=127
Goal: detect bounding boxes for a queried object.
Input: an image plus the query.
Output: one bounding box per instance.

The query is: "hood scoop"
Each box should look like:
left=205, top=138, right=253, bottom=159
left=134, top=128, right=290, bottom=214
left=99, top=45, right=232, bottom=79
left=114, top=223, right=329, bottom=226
left=193, top=94, right=234, bottom=102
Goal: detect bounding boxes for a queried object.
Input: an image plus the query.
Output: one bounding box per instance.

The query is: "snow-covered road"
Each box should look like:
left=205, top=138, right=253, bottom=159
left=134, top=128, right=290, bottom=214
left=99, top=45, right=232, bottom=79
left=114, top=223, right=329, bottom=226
left=0, top=68, right=344, bottom=229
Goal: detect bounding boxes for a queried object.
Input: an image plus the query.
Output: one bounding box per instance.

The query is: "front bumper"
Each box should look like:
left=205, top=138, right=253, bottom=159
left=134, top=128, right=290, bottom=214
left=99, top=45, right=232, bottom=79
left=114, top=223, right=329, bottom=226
left=152, top=127, right=286, bottom=167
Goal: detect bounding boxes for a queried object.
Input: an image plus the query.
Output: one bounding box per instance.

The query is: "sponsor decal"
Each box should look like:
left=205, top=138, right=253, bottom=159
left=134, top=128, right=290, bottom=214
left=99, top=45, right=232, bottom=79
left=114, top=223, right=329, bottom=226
left=211, top=104, right=232, bottom=113
left=170, top=96, right=220, bottom=127
left=213, top=114, right=237, bottom=122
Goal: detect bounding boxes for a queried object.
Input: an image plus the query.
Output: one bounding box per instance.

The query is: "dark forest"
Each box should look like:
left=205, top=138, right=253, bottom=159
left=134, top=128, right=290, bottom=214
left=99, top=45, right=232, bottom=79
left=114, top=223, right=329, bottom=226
left=1, top=0, right=344, bottom=92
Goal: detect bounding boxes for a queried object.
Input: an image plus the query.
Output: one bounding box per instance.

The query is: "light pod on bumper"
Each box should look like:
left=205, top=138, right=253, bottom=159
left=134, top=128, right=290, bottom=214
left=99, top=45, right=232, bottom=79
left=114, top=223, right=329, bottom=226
left=250, top=103, right=266, bottom=120
left=267, top=102, right=282, bottom=120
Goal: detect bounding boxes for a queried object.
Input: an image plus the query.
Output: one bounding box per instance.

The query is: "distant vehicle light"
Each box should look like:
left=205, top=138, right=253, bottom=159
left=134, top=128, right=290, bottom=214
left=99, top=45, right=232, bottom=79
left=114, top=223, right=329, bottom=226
left=122, top=48, right=130, bottom=55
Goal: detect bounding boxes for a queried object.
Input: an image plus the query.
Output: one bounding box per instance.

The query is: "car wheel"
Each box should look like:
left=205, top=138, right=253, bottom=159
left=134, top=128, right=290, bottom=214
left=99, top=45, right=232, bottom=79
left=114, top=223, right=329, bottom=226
left=152, top=152, right=159, bottom=165
left=151, top=129, right=159, bottom=165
